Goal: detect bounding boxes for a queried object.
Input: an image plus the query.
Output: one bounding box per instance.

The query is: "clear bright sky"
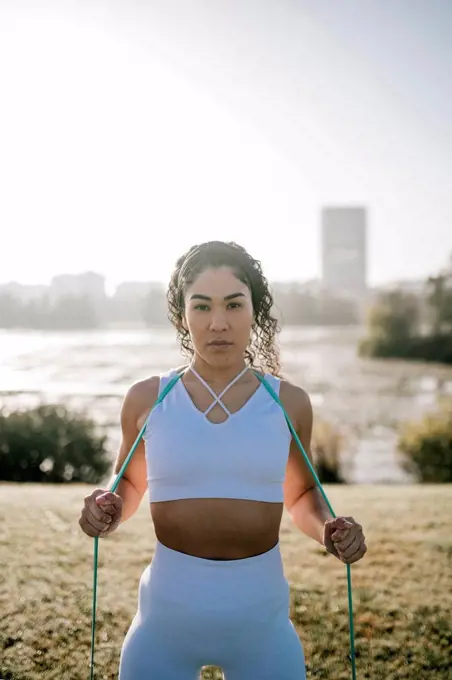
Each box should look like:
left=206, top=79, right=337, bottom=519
left=1, top=0, right=451, bottom=293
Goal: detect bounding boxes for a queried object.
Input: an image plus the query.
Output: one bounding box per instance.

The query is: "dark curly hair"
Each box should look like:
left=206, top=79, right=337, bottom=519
left=167, top=241, right=281, bottom=375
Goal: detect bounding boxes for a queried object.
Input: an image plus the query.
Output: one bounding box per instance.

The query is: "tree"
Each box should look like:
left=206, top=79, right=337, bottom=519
left=426, top=258, right=452, bottom=335
left=366, top=290, right=420, bottom=343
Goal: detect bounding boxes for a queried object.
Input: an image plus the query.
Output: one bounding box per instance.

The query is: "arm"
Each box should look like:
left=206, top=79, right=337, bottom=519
left=107, top=377, right=159, bottom=523
left=282, top=384, right=333, bottom=546
left=282, top=383, right=367, bottom=564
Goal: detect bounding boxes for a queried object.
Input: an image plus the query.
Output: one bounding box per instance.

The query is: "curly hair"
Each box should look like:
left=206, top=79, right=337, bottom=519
left=167, top=241, right=281, bottom=375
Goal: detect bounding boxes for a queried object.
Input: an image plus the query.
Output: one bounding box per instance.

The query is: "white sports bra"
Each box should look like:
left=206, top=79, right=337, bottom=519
left=143, top=366, right=292, bottom=503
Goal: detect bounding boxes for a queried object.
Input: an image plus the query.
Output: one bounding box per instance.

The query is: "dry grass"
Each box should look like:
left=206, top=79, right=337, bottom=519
left=1, top=483, right=451, bottom=679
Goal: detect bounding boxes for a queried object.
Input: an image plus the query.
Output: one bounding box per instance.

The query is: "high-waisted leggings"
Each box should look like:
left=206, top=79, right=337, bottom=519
left=119, top=540, right=306, bottom=679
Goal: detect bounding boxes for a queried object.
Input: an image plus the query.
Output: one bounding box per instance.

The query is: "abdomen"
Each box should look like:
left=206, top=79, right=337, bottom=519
left=150, top=498, right=284, bottom=559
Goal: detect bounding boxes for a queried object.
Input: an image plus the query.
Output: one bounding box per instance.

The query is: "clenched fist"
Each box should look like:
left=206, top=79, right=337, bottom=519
left=323, top=516, right=367, bottom=564
left=79, top=489, right=123, bottom=538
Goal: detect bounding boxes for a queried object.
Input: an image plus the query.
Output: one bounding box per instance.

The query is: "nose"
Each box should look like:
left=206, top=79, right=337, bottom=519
left=209, top=309, right=228, bottom=331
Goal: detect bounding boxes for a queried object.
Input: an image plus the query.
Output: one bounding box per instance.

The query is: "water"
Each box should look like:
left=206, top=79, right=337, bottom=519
left=1, top=325, right=451, bottom=483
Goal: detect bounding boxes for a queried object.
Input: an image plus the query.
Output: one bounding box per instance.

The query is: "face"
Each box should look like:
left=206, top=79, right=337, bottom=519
left=183, top=266, right=254, bottom=366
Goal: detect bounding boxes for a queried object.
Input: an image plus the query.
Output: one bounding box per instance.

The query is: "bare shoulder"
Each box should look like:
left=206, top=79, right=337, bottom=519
left=122, top=376, right=161, bottom=430
left=278, top=377, right=313, bottom=429
left=123, top=366, right=187, bottom=430
left=279, top=377, right=312, bottom=409
left=125, top=375, right=160, bottom=407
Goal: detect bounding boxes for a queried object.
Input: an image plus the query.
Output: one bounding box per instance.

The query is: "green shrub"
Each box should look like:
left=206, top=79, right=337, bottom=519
left=0, top=405, right=110, bottom=483
left=359, top=334, right=452, bottom=364
left=397, top=402, right=452, bottom=482
left=312, top=417, right=346, bottom=484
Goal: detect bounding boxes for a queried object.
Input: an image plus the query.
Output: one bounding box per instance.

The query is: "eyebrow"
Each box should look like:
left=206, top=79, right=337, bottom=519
left=189, top=292, right=246, bottom=301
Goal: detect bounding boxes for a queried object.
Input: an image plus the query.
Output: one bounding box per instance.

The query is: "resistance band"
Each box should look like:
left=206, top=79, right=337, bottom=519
left=88, top=370, right=357, bottom=679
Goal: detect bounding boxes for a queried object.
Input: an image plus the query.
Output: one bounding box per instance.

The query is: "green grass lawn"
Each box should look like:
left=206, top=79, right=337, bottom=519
left=1, top=483, right=451, bottom=679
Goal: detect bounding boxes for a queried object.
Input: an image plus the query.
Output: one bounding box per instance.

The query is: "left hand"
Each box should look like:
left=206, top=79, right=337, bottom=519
left=323, top=516, right=367, bottom=564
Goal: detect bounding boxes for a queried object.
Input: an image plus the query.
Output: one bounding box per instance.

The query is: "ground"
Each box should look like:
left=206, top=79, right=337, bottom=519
left=0, top=483, right=451, bottom=679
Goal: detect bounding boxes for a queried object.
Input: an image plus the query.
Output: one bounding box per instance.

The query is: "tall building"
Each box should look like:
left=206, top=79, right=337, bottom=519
left=321, top=206, right=368, bottom=296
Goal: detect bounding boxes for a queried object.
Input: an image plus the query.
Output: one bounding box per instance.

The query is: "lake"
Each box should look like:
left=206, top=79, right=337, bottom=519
left=1, top=325, right=451, bottom=483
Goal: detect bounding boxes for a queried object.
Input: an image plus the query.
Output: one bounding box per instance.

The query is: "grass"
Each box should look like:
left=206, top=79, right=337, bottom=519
left=0, top=483, right=451, bottom=679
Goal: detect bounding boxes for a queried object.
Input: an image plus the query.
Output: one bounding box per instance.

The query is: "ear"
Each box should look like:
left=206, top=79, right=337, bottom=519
left=181, top=313, right=188, bottom=330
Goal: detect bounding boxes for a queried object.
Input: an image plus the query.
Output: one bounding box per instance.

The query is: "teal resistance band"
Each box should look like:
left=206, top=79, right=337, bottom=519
left=89, top=372, right=181, bottom=680
left=254, top=372, right=357, bottom=680
left=89, top=370, right=357, bottom=680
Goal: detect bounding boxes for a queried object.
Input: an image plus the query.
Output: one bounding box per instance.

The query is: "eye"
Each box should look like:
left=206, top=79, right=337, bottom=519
left=194, top=304, right=210, bottom=311
left=227, top=302, right=242, bottom=309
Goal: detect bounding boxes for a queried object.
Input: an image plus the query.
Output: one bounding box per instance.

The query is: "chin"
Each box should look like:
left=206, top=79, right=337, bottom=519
left=203, top=346, right=245, bottom=366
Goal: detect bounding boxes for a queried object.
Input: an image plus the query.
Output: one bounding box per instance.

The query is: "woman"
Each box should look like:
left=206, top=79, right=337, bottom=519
left=79, top=240, right=367, bottom=679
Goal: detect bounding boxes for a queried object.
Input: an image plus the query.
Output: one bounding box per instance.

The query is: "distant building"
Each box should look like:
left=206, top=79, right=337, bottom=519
left=50, top=272, right=106, bottom=304
left=321, top=207, right=368, bottom=296
left=112, top=281, right=167, bottom=325
left=0, top=282, right=48, bottom=302
left=113, top=281, right=162, bottom=302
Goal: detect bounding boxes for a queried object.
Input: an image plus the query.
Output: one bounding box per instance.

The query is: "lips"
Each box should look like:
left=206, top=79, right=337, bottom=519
left=208, top=341, right=232, bottom=346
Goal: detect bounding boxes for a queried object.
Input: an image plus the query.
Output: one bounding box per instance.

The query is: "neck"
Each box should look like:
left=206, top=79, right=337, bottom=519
left=189, top=354, right=248, bottom=385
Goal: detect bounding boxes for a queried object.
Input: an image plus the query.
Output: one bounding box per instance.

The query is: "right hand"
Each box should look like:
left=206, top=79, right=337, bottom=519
left=79, top=489, right=123, bottom=538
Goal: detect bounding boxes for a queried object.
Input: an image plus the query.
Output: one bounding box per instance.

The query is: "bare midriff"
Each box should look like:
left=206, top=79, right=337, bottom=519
left=150, top=498, right=283, bottom=559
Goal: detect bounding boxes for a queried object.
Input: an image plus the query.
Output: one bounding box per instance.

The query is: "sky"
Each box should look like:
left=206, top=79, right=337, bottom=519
left=1, top=0, right=451, bottom=293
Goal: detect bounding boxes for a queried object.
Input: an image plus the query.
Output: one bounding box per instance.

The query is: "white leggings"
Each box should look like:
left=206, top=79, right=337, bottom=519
left=119, top=540, right=306, bottom=679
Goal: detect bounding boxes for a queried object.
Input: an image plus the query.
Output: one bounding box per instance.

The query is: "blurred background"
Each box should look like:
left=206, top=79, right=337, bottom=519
left=1, top=3, right=452, bottom=679
left=1, top=0, right=452, bottom=487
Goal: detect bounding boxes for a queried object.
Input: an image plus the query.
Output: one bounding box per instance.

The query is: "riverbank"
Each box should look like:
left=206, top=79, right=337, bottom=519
left=1, top=326, right=452, bottom=483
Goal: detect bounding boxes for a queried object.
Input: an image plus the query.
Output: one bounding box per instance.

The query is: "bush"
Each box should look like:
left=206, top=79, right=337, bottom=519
left=359, top=334, right=452, bottom=364
left=0, top=405, right=111, bottom=483
left=311, top=417, right=346, bottom=484
left=397, top=402, right=452, bottom=482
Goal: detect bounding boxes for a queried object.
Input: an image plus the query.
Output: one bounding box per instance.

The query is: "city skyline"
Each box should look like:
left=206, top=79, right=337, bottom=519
left=0, top=259, right=434, bottom=302
left=2, top=199, right=449, bottom=295
left=1, top=2, right=451, bottom=290
left=2, top=226, right=450, bottom=294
